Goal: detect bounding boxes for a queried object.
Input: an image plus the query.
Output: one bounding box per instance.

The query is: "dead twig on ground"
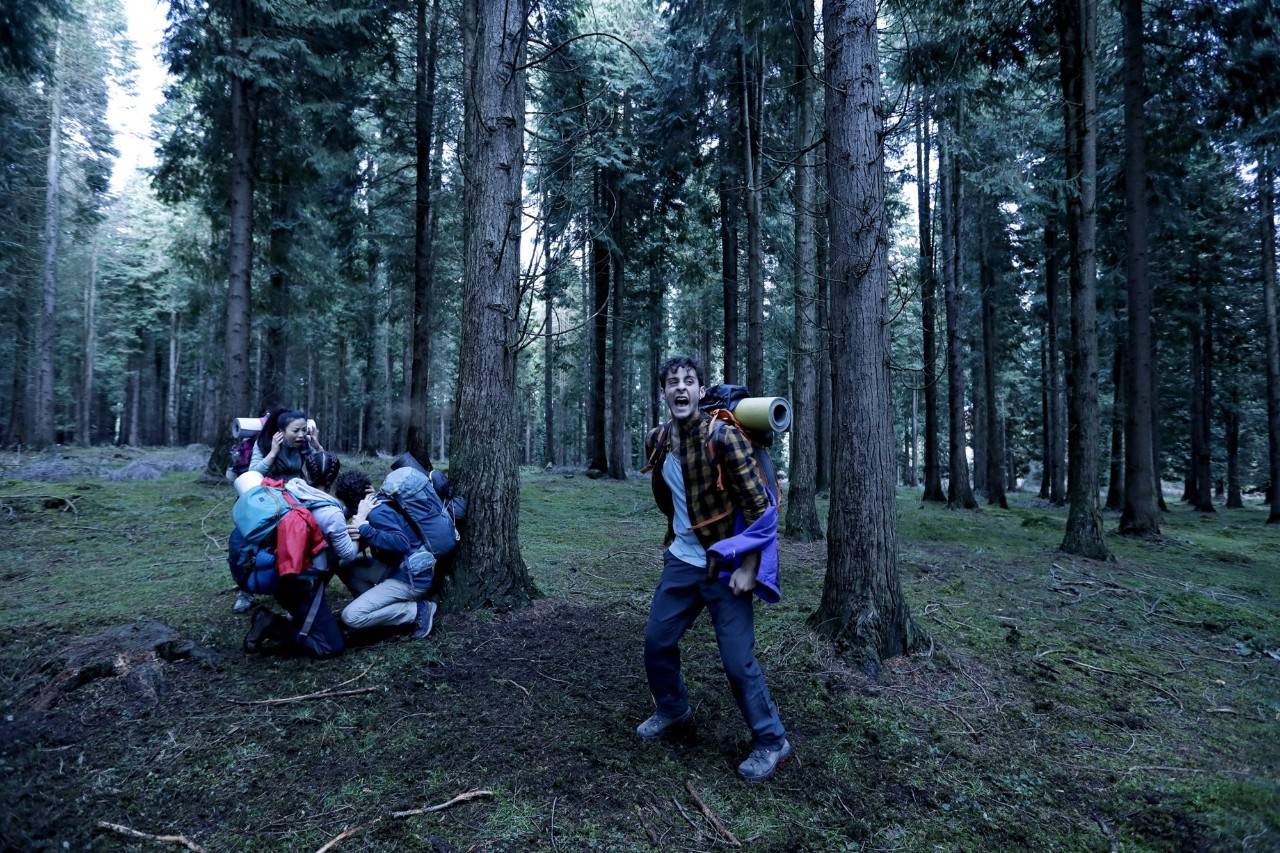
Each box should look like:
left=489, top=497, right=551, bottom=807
left=97, top=821, right=206, bottom=852
left=1063, top=658, right=1185, bottom=711
left=314, top=790, right=495, bottom=853
left=685, top=780, right=742, bottom=847
left=230, top=665, right=377, bottom=706
left=635, top=805, right=661, bottom=847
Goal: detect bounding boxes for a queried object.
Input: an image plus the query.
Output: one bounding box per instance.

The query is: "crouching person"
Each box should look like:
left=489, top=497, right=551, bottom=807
left=230, top=472, right=345, bottom=659
left=334, top=467, right=455, bottom=640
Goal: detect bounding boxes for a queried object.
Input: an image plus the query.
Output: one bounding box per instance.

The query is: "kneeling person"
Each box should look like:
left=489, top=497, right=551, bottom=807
left=335, top=469, right=452, bottom=640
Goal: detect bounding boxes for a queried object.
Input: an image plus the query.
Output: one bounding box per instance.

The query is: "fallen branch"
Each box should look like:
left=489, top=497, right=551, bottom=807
left=1063, top=657, right=1184, bottom=711
left=635, top=805, right=661, bottom=847
left=231, top=665, right=376, bottom=706
left=97, top=822, right=206, bottom=852
left=314, top=789, right=494, bottom=853
left=685, top=780, right=741, bottom=848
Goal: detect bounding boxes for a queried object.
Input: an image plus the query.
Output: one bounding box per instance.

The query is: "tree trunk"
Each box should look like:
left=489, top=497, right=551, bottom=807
left=1119, top=0, right=1159, bottom=534
left=406, top=0, right=443, bottom=462
left=445, top=0, right=537, bottom=611
left=785, top=0, right=823, bottom=540
left=649, top=265, right=662, bottom=430
left=1045, top=209, right=1067, bottom=505
left=1151, top=336, right=1168, bottom=511
left=719, top=138, right=740, bottom=386
left=971, top=351, right=987, bottom=496
left=811, top=0, right=923, bottom=674
left=608, top=158, right=628, bottom=480
left=1105, top=333, right=1125, bottom=511
left=166, top=311, right=180, bottom=446
left=588, top=169, right=609, bottom=473
left=1261, top=150, right=1280, bottom=522
left=918, top=101, right=944, bottom=502
left=261, top=175, right=295, bottom=410
left=816, top=218, right=832, bottom=493
left=1057, top=0, right=1111, bottom=559
left=1225, top=393, right=1243, bottom=509
left=34, top=27, right=62, bottom=447
left=979, top=205, right=1006, bottom=508
left=940, top=120, right=976, bottom=509
left=739, top=26, right=765, bottom=394
left=224, top=0, right=256, bottom=427
left=1186, top=324, right=1203, bottom=505
left=543, top=277, right=556, bottom=466
left=1040, top=330, right=1051, bottom=498
left=80, top=232, right=98, bottom=445
left=1195, top=285, right=1215, bottom=512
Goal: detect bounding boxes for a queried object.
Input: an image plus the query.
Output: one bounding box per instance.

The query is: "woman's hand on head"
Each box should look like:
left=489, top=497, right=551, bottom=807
left=267, top=430, right=285, bottom=459
left=356, top=491, right=381, bottom=520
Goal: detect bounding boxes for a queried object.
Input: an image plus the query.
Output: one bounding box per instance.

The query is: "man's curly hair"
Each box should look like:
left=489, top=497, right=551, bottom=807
left=333, top=470, right=372, bottom=517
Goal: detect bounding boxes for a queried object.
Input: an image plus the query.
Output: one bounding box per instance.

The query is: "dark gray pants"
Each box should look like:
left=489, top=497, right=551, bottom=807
left=643, top=549, right=786, bottom=748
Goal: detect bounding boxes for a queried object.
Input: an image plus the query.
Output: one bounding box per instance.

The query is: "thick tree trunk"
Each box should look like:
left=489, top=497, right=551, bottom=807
left=971, top=353, right=987, bottom=496
left=588, top=171, right=609, bottom=473
left=1119, top=0, right=1160, bottom=534
left=445, top=0, right=537, bottom=611
left=1057, top=0, right=1111, bottom=559
left=1260, top=150, right=1280, bottom=522
left=80, top=232, right=98, bottom=445
left=224, top=0, right=256, bottom=427
left=34, top=28, right=62, bottom=447
left=940, top=122, right=977, bottom=509
left=1105, top=333, right=1125, bottom=511
left=979, top=207, right=1006, bottom=508
left=719, top=142, right=740, bottom=386
left=785, top=0, right=823, bottom=540
left=918, top=102, right=945, bottom=502
left=405, top=0, right=442, bottom=462
left=811, top=0, right=923, bottom=673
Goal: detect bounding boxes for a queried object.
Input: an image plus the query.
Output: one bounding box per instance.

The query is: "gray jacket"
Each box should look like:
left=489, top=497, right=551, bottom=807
left=284, top=478, right=358, bottom=563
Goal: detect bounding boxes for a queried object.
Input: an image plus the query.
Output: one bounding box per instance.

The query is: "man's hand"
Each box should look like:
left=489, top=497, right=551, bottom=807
left=728, top=561, right=758, bottom=596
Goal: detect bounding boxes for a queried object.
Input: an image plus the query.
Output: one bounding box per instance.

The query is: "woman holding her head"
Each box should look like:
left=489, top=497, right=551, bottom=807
left=248, top=408, right=323, bottom=480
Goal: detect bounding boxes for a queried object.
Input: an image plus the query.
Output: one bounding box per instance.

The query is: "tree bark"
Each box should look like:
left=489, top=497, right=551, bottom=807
left=738, top=26, right=765, bottom=394
left=918, top=100, right=944, bottom=502
left=1119, top=0, right=1159, bottom=534
left=80, top=231, right=98, bottom=445
left=1195, top=285, right=1215, bottom=512
left=445, top=0, right=537, bottom=611
left=405, top=0, right=443, bottom=462
left=1057, top=0, right=1111, bottom=559
left=1040, top=329, right=1051, bottom=498
left=1045, top=209, right=1067, bottom=504
left=543, top=275, right=556, bottom=466
left=34, top=26, right=62, bottom=447
left=784, top=0, right=823, bottom=540
left=166, top=311, right=180, bottom=446
left=1261, top=150, right=1280, bottom=522
left=224, top=0, right=256, bottom=427
left=1105, top=333, right=1125, bottom=511
left=816, top=217, right=832, bottom=493
left=979, top=204, right=1006, bottom=508
left=719, top=137, right=740, bottom=386
left=608, top=153, right=628, bottom=480
left=588, top=169, right=609, bottom=473
left=810, top=0, right=923, bottom=673
left=1225, top=392, right=1243, bottom=509
left=940, top=120, right=976, bottom=509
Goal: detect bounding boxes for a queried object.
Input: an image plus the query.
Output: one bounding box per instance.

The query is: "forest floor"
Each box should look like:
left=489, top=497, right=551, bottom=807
left=1, top=448, right=1277, bottom=852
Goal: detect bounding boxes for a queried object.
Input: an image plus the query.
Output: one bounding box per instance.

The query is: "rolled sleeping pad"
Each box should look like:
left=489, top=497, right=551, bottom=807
left=234, top=471, right=264, bottom=497
left=232, top=417, right=264, bottom=439
left=732, top=396, right=792, bottom=433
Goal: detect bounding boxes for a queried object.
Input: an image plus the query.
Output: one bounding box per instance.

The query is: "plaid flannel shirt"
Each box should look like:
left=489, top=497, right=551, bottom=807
left=645, top=410, right=771, bottom=573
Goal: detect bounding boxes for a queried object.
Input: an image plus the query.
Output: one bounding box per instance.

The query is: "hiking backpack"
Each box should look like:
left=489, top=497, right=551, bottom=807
left=227, top=484, right=312, bottom=594
left=643, top=383, right=782, bottom=506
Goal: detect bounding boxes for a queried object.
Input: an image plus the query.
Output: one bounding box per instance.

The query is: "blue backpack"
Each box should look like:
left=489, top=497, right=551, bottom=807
left=227, top=485, right=297, bottom=594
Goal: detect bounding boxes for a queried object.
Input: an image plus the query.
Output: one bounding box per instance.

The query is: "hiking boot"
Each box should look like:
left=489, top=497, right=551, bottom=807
left=233, top=591, right=254, bottom=613
left=635, top=708, right=694, bottom=741
left=411, top=600, right=437, bottom=640
left=737, top=739, right=793, bottom=782
left=243, top=608, right=275, bottom=654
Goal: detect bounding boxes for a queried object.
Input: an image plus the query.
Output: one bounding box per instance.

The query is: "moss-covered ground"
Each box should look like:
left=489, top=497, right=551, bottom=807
left=1, top=450, right=1277, bottom=851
